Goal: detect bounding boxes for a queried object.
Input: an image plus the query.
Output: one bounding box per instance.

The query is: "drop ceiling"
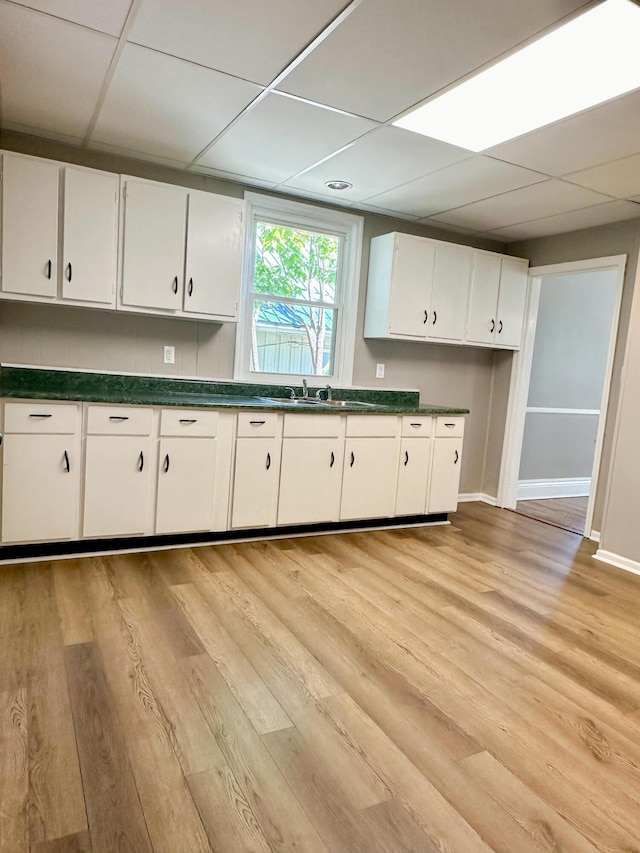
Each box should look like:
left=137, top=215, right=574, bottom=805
left=2, top=0, right=640, bottom=242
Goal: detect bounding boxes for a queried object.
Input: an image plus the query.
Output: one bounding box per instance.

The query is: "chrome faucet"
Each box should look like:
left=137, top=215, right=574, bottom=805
left=302, top=378, right=309, bottom=399
left=316, top=384, right=332, bottom=401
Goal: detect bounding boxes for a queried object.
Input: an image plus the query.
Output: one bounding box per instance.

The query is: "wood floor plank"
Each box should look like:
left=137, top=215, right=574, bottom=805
left=64, top=642, right=152, bottom=853
left=52, top=561, right=94, bottom=647
left=32, top=830, right=92, bottom=852
left=0, top=687, right=29, bottom=853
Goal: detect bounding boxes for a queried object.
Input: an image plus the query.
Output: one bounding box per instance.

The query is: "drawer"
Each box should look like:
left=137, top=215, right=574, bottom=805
left=401, top=416, right=433, bottom=437
left=283, top=414, right=341, bottom=438
left=435, top=416, right=465, bottom=437
left=237, top=411, right=279, bottom=437
left=160, top=408, right=218, bottom=437
left=4, top=401, right=79, bottom=434
left=86, top=405, right=153, bottom=435
left=346, top=415, right=398, bottom=437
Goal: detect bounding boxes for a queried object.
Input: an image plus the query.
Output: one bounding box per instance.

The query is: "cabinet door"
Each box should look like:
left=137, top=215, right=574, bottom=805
left=427, top=438, right=463, bottom=513
left=83, top=436, right=152, bottom=537
left=496, top=258, right=529, bottom=348
left=121, top=179, right=187, bottom=311
left=466, top=252, right=501, bottom=345
left=1, top=154, right=58, bottom=298
left=156, top=438, right=217, bottom=534
left=388, top=234, right=435, bottom=338
left=278, top=438, right=343, bottom=525
left=231, top=438, right=279, bottom=529
left=62, top=167, right=118, bottom=306
left=184, top=192, right=242, bottom=319
left=2, top=434, right=79, bottom=542
left=340, top=437, right=399, bottom=520
left=429, top=243, right=472, bottom=342
left=395, top=438, right=431, bottom=516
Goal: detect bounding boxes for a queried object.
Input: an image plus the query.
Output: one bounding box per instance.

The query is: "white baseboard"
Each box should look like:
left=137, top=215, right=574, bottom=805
left=593, top=548, right=640, bottom=577
left=458, top=493, right=497, bottom=506
left=517, top=477, right=591, bottom=501
left=589, top=529, right=601, bottom=543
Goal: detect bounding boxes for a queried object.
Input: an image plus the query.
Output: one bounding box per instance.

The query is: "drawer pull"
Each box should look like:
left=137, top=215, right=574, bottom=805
left=138, top=451, right=144, bottom=472
left=172, top=276, right=179, bottom=294
left=330, top=451, right=335, bottom=468
left=250, top=420, right=266, bottom=426
left=63, top=450, right=70, bottom=473
left=410, top=422, right=422, bottom=428
left=163, top=453, right=170, bottom=473
left=454, top=449, right=459, bottom=464
left=109, top=415, right=130, bottom=421
left=266, top=452, right=271, bottom=470
left=444, top=422, right=456, bottom=428
left=179, top=418, right=197, bottom=424
left=350, top=451, right=355, bottom=467
left=29, top=413, right=53, bottom=418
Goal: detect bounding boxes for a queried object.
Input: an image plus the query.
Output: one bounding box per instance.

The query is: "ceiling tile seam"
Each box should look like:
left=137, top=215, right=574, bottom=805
left=274, top=128, right=381, bottom=188
left=185, top=0, right=365, bottom=170
left=271, top=89, right=381, bottom=122
left=1, top=0, right=122, bottom=38
left=380, top=0, right=598, bottom=127
left=81, top=0, right=144, bottom=149
left=559, top=148, right=640, bottom=183
left=470, top=198, right=632, bottom=237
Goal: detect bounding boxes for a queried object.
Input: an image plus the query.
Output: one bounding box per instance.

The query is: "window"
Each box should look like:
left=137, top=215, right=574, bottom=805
left=235, top=193, right=363, bottom=386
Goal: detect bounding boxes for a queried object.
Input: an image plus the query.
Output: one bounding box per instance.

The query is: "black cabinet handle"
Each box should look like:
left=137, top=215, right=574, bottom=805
left=250, top=420, right=266, bottom=426
left=498, top=320, right=503, bottom=334
left=172, top=276, right=179, bottom=294
left=29, top=413, right=52, bottom=418
left=404, top=450, right=409, bottom=466
left=330, top=451, right=335, bottom=468
left=188, top=278, right=193, bottom=297
left=138, top=451, right=144, bottom=472
left=109, top=415, right=129, bottom=421
left=454, top=449, right=459, bottom=464
left=46, top=259, right=52, bottom=279
left=179, top=418, right=197, bottom=424
left=432, top=310, right=437, bottom=325
left=445, top=422, right=455, bottom=428
left=67, top=262, right=72, bottom=282
left=63, top=450, right=70, bottom=473
left=490, top=318, right=495, bottom=333
left=410, top=422, right=422, bottom=428
left=350, top=451, right=355, bottom=467
left=423, top=310, right=428, bottom=324
left=163, top=453, right=170, bottom=473
left=266, top=452, right=271, bottom=470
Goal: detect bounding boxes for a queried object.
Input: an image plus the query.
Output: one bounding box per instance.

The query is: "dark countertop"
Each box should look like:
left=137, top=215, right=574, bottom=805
left=0, top=367, right=470, bottom=416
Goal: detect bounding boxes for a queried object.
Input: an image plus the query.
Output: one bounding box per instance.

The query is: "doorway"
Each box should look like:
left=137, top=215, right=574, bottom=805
left=498, top=256, right=625, bottom=538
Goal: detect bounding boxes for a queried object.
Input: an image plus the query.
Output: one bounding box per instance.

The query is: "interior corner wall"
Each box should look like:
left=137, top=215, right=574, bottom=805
left=0, top=130, right=507, bottom=497
left=507, top=217, right=640, bottom=535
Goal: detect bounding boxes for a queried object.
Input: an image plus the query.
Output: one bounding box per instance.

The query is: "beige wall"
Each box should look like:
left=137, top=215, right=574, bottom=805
left=0, top=130, right=506, bottom=495
left=507, top=218, right=640, bottom=534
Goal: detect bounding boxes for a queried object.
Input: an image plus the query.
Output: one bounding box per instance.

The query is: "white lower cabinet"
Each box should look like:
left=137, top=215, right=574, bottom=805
left=1, top=401, right=81, bottom=542
left=340, top=416, right=400, bottom=521
left=156, top=437, right=217, bottom=534
left=396, top=438, right=432, bottom=515
left=427, top=417, right=465, bottom=513
left=231, top=437, right=280, bottom=528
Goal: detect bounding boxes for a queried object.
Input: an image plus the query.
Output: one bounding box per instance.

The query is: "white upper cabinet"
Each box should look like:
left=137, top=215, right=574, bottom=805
left=365, top=231, right=529, bottom=351
left=120, top=177, right=187, bottom=312
left=466, top=252, right=529, bottom=349
left=184, top=191, right=243, bottom=320
left=1, top=153, right=58, bottom=298
left=62, top=166, right=119, bottom=306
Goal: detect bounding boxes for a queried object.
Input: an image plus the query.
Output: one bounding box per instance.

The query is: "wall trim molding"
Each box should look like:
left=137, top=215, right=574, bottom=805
left=589, top=529, right=601, bottom=543
left=458, top=493, right=498, bottom=506
left=517, top=477, right=591, bottom=501
left=593, top=548, right=640, bottom=576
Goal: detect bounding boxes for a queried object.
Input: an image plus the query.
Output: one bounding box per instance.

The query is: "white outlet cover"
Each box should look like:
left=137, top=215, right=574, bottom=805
left=376, top=363, right=385, bottom=378
left=164, top=345, right=175, bottom=364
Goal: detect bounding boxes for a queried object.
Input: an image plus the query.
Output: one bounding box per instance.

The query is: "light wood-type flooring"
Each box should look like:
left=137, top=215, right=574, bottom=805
left=2, top=501, right=640, bottom=852
left=515, top=495, right=589, bottom=535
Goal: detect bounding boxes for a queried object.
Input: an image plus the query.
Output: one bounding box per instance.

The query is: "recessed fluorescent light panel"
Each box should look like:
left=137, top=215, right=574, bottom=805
left=394, top=0, right=640, bottom=151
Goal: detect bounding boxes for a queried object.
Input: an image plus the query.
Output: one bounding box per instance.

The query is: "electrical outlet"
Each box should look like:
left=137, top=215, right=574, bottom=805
left=164, top=345, right=175, bottom=364
left=376, top=363, right=385, bottom=379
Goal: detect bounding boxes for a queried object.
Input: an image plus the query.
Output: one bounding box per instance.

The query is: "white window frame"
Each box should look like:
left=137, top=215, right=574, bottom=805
left=234, top=192, right=363, bottom=387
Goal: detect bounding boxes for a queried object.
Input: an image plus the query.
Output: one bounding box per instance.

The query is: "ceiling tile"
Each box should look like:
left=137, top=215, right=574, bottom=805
left=365, top=156, right=546, bottom=218
left=278, top=0, right=592, bottom=121
left=91, top=44, right=261, bottom=163
left=353, top=203, right=422, bottom=222
left=191, top=164, right=279, bottom=192
left=488, top=90, right=640, bottom=176
left=282, top=126, right=471, bottom=202
left=564, top=153, right=640, bottom=199
left=0, top=3, right=117, bottom=140
left=197, top=93, right=376, bottom=184
left=7, top=0, right=131, bottom=36
left=431, top=180, right=610, bottom=231
left=128, top=0, right=347, bottom=85
left=85, top=140, right=191, bottom=171
left=486, top=200, right=640, bottom=242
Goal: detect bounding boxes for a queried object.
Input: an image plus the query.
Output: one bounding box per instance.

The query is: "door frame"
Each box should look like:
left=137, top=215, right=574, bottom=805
left=497, top=254, right=626, bottom=539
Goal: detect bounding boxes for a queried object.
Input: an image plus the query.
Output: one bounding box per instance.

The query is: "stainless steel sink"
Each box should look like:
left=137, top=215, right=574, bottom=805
left=320, top=399, right=380, bottom=408
left=258, top=397, right=325, bottom=405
